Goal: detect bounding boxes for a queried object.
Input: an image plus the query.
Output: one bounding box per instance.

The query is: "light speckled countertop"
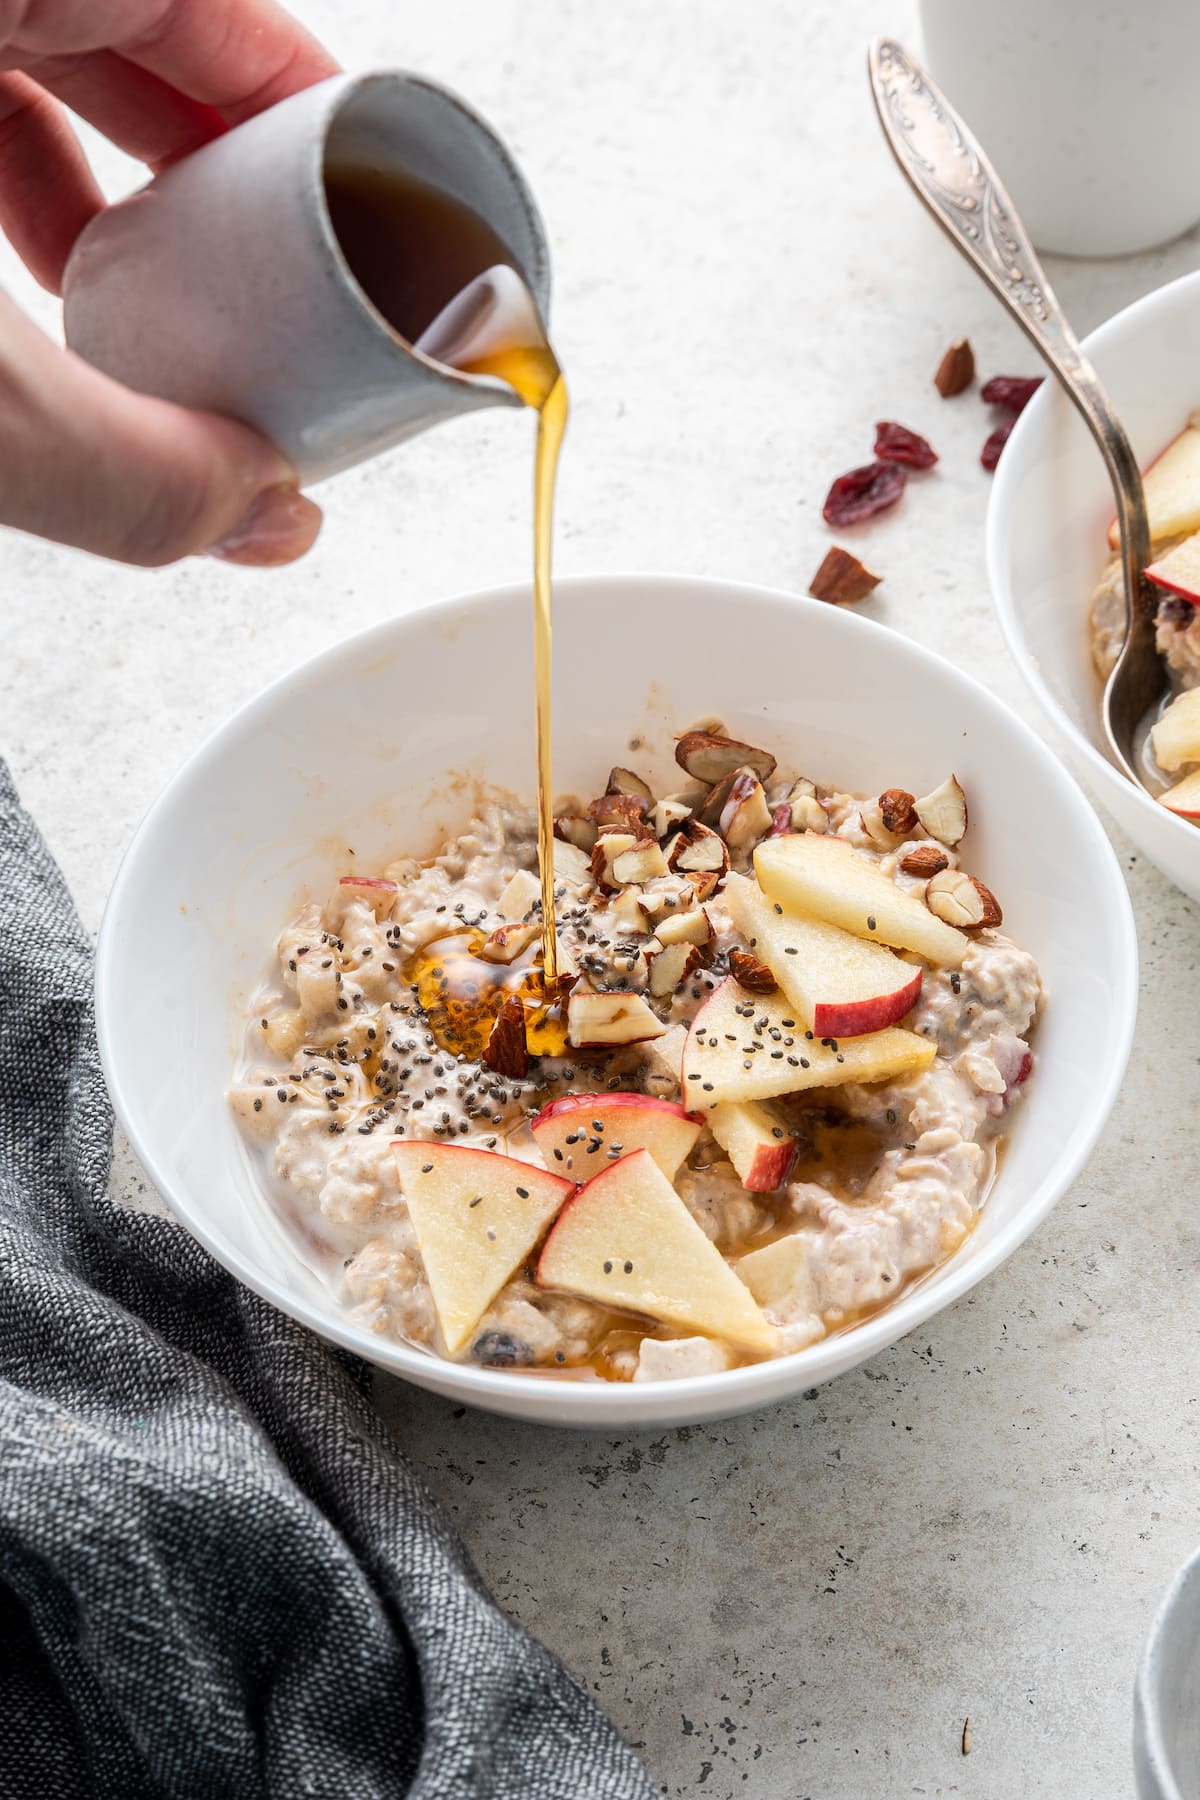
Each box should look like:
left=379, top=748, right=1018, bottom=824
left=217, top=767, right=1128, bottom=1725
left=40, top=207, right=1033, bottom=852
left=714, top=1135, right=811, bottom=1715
left=3, top=2, right=1194, bottom=1793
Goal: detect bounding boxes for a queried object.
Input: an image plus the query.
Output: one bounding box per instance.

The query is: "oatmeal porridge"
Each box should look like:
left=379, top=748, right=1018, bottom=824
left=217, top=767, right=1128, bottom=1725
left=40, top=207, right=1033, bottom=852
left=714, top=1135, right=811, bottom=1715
left=230, top=730, right=1042, bottom=1382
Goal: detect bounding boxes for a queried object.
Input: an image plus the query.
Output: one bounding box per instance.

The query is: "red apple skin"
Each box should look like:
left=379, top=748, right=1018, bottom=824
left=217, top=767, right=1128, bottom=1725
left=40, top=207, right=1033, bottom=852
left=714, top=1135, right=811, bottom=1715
left=810, top=965, right=923, bottom=1039
left=531, top=1092, right=701, bottom=1131
left=339, top=875, right=398, bottom=891
left=1164, top=795, right=1200, bottom=818
left=1147, top=570, right=1200, bottom=606
left=741, top=1140, right=799, bottom=1192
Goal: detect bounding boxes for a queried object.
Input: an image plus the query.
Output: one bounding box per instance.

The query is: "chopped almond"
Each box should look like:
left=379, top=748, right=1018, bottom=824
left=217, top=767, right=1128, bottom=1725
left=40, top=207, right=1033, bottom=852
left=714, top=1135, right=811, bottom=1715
left=925, top=868, right=1001, bottom=929
left=808, top=545, right=882, bottom=607
left=934, top=337, right=975, bottom=398
left=555, top=814, right=598, bottom=852
left=481, top=995, right=529, bottom=1078
left=675, top=730, right=777, bottom=785
left=697, top=769, right=741, bottom=829
left=718, top=770, right=773, bottom=853
left=666, top=821, right=732, bottom=902
left=791, top=796, right=829, bottom=833
left=859, top=801, right=906, bottom=851
left=654, top=796, right=693, bottom=838
left=567, top=983, right=667, bottom=1048
left=655, top=907, right=713, bottom=947
left=914, top=775, right=968, bottom=846
left=496, top=868, right=541, bottom=923
left=476, top=921, right=539, bottom=965
left=551, top=838, right=592, bottom=886
left=590, top=830, right=639, bottom=893
left=647, top=941, right=701, bottom=998
left=607, top=766, right=654, bottom=803
left=611, top=840, right=669, bottom=886
left=588, top=791, right=652, bottom=834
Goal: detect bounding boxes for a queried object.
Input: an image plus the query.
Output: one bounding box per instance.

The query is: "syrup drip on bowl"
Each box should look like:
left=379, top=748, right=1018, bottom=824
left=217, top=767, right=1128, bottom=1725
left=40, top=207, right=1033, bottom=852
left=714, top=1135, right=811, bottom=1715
left=325, top=164, right=569, bottom=1021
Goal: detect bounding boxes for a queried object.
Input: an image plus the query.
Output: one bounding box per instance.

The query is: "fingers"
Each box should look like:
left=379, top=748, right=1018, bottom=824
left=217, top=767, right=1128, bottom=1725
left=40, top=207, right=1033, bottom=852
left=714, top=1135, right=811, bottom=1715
left=15, top=49, right=225, bottom=171
left=0, top=293, right=322, bottom=568
left=0, top=72, right=101, bottom=290
left=2, top=0, right=339, bottom=124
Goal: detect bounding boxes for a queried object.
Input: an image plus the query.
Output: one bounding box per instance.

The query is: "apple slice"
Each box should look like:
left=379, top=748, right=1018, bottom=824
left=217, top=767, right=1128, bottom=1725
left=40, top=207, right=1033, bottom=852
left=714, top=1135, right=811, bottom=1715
left=392, top=1142, right=574, bottom=1356
left=1146, top=530, right=1200, bottom=605
left=706, top=1099, right=798, bottom=1192
left=531, top=1092, right=701, bottom=1182
left=681, top=977, right=935, bottom=1106
left=535, top=1148, right=777, bottom=1354
left=754, top=833, right=967, bottom=968
left=736, top=1232, right=818, bottom=1319
left=723, top=872, right=922, bottom=1037
left=1108, top=424, right=1200, bottom=549
left=1159, top=768, right=1200, bottom=818
left=1150, top=687, right=1200, bottom=773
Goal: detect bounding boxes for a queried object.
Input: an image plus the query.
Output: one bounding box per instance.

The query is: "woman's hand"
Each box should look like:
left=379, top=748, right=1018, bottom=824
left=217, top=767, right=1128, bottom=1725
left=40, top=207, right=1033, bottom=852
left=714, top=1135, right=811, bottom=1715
left=0, top=1, right=338, bottom=566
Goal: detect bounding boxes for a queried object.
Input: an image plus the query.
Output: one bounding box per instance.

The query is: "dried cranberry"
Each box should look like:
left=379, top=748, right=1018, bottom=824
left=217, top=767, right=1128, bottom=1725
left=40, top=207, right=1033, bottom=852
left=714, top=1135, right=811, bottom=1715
left=980, top=375, right=1043, bottom=414
left=874, top=420, right=938, bottom=469
left=980, top=418, right=1016, bottom=472
left=1158, top=595, right=1198, bottom=628
left=822, top=460, right=907, bottom=526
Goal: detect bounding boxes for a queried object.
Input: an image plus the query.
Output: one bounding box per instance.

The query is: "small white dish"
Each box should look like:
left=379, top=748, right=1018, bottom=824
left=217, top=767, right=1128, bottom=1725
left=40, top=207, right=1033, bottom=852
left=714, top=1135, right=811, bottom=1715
left=1135, top=1544, right=1200, bottom=1800
left=96, top=575, right=1137, bottom=1428
left=987, top=269, right=1200, bottom=904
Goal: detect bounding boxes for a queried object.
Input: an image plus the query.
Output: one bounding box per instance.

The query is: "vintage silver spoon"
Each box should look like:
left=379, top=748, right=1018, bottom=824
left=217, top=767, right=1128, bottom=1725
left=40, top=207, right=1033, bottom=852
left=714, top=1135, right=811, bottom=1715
left=868, top=36, right=1165, bottom=789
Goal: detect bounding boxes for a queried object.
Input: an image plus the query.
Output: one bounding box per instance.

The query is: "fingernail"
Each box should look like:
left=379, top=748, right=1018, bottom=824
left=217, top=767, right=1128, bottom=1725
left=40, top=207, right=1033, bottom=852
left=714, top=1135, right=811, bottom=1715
left=206, top=484, right=323, bottom=566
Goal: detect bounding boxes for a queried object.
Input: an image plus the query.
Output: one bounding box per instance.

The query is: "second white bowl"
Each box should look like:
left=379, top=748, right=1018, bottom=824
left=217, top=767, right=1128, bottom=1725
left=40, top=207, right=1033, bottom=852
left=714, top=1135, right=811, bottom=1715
left=988, top=268, right=1200, bottom=903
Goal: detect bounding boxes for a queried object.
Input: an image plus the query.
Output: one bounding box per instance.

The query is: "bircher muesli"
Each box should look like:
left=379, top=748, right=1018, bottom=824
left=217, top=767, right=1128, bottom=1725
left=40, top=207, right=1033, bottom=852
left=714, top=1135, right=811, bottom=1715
left=230, top=728, right=1042, bottom=1382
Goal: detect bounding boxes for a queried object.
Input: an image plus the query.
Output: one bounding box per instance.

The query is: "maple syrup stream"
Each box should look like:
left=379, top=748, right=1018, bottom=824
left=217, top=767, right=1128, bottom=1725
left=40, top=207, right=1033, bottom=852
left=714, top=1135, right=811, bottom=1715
left=454, top=341, right=567, bottom=990
left=324, top=163, right=567, bottom=997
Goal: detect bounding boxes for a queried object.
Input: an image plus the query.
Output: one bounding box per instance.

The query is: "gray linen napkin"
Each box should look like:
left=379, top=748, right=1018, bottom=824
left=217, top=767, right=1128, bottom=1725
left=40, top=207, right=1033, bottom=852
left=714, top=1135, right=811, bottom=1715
left=0, top=762, right=654, bottom=1800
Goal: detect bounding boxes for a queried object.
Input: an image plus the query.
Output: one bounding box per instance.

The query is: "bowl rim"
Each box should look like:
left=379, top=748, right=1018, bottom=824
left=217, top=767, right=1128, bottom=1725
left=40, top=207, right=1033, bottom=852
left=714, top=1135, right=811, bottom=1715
left=1134, top=1541, right=1200, bottom=1800
left=95, top=571, right=1139, bottom=1418
left=986, top=266, right=1200, bottom=851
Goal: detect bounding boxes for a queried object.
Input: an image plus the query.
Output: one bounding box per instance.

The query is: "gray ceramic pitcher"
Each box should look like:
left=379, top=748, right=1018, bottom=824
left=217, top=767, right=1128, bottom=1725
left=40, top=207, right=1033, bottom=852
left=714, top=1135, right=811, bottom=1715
left=62, top=71, right=550, bottom=483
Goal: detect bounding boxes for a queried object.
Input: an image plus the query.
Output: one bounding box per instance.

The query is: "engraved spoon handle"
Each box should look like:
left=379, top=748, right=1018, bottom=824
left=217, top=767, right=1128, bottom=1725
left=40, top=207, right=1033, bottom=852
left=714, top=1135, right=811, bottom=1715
left=867, top=37, right=1159, bottom=782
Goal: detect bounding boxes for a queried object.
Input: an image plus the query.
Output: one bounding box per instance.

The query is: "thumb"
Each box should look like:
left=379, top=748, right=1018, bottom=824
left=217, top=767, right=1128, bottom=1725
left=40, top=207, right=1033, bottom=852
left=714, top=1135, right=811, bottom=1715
left=0, top=292, right=322, bottom=568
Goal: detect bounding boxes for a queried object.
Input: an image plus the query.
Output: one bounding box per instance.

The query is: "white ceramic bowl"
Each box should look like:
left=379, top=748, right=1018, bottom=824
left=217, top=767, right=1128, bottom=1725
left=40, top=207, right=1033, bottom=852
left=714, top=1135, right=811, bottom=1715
left=988, top=269, right=1200, bottom=903
left=1135, top=1545, right=1200, bottom=1800
left=96, top=575, right=1137, bottom=1428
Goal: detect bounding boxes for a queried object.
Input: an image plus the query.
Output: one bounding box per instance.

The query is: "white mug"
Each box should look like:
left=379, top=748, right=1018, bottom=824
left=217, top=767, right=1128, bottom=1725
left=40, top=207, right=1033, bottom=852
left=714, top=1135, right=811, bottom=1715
left=918, top=0, right=1200, bottom=258
left=62, top=71, right=550, bottom=483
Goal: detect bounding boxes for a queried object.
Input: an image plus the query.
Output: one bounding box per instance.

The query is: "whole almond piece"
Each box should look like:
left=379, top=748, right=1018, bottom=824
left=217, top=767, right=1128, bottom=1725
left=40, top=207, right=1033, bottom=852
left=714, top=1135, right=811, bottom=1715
left=935, top=337, right=975, bottom=398
left=808, top=545, right=882, bottom=607
left=729, top=949, right=778, bottom=994
left=925, top=868, right=1002, bottom=929
left=900, top=843, right=950, bottom=877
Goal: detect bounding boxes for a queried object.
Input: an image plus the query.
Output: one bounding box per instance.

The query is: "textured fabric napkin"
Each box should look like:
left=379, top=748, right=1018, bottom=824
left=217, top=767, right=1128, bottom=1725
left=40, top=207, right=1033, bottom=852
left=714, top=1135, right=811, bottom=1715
left=0, top=762, right=654, bottom=1799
